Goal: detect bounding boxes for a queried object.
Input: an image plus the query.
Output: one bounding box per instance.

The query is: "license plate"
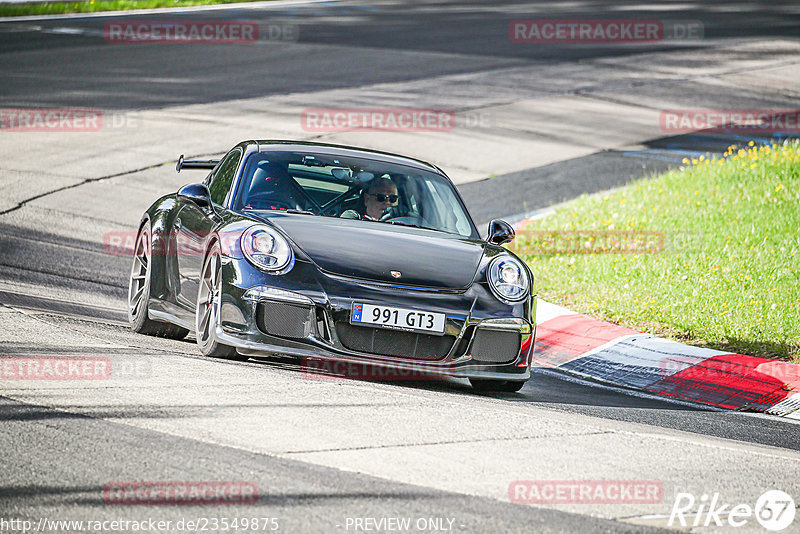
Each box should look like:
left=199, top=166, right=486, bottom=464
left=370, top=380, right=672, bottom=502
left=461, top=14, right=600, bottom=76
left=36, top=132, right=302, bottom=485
left=351, top=303, right=446, bottom=334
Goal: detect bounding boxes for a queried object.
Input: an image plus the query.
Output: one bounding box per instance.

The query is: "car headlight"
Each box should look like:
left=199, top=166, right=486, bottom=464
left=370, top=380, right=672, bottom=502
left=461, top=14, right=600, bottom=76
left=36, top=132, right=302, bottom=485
left=241, top=225, right=293, bottom=272
left=487, top=256, right=529, bottom=302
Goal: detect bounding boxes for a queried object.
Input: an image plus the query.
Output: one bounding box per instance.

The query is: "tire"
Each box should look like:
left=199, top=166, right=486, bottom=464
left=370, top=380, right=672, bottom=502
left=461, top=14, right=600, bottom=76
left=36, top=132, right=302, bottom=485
left=128, top=223, right=189, bottom=340
left=469, top=378, right=527, bottom=393
left=196, top=242, right=247, bottom=360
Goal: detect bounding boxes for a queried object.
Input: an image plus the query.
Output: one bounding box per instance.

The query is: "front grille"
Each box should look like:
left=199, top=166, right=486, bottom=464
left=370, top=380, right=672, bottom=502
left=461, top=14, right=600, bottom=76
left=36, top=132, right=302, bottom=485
left=469, top=329, right=521, bottom=363
left=256, top=301, right=314, bottom=339
left=335, top=322, right=454, bottom=360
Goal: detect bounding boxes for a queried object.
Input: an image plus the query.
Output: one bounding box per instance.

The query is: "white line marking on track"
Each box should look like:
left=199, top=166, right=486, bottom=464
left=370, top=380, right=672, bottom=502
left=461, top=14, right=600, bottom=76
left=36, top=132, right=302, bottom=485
left=533, top=366, right=723, bottom=410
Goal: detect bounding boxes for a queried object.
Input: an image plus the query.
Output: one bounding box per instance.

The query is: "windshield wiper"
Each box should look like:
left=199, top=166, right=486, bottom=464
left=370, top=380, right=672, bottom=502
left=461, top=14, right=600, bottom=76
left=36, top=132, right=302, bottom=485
left=382, top=219, right=455, bottom=235
left=286, top=209, right=317, bottom=215
left=242, top=207, right=316, bottom=216
left=382, top=219, right=423, bottom=229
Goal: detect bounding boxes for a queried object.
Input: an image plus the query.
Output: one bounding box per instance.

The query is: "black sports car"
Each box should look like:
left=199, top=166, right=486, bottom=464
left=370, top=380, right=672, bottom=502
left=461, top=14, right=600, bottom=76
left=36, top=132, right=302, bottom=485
left=128, top=141, right=536, bottom=391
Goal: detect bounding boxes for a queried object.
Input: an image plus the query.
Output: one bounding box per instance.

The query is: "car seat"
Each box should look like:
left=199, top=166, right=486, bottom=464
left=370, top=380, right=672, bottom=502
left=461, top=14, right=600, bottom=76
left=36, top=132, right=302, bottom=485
left=244, top=161, right=306, bottom=211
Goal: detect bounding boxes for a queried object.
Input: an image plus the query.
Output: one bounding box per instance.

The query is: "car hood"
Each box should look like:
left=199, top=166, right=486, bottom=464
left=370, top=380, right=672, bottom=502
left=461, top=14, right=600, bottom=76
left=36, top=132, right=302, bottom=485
left=264, top=214, right=485, bottom=289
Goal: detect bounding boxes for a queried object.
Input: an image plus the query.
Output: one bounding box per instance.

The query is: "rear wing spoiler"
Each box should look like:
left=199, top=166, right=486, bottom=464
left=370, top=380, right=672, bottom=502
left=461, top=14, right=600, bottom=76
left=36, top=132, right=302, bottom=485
left=176, top=154, right=219, bottom=173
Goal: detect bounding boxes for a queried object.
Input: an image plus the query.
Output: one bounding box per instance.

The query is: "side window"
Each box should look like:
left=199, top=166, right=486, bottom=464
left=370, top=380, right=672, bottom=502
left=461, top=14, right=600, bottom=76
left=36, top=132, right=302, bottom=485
left=208, top=149, right=242, bottom=206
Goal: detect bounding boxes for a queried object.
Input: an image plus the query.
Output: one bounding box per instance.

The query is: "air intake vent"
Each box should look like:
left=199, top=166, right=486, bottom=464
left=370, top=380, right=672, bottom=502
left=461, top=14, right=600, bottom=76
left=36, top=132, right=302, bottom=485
left=470, top=329, right=520, bottom=363
left=336, top=322, right=454, bottom=360
left=257, top=301, right=314, bottom=339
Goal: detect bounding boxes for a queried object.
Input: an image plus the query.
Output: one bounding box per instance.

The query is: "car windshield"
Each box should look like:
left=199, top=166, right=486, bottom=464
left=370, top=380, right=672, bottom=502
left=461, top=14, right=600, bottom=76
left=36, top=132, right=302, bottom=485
left=232, top=150, right=478, bottom=238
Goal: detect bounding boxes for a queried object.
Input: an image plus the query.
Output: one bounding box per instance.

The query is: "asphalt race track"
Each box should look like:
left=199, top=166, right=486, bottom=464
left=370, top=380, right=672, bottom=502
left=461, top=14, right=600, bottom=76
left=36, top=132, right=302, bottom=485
left=1, top=1, right=800, bottom=532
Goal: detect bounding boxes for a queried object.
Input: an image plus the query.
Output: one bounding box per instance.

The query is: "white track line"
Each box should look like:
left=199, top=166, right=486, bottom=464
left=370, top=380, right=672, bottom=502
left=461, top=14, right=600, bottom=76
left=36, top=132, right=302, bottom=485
left=533, top=367, right=725, bottom=411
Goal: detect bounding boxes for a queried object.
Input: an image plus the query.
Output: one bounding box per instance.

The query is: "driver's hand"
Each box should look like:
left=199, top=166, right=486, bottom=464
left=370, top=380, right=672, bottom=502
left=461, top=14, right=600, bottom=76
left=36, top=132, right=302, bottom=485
left=340, top=209, right=361, bottom=220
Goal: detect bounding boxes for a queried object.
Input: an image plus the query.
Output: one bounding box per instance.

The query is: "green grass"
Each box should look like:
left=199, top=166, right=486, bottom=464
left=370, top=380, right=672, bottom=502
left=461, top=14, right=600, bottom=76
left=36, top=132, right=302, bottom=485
left=513, top=141, right=800, bottom=361
left=0, top=0, right=269, bottom=17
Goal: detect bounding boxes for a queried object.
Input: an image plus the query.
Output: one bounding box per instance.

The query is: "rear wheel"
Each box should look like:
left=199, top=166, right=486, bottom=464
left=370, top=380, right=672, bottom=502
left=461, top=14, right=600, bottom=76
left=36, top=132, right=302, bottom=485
left=469, top=378, right=527, bottom=393
left=196, top=243, right=246, bottom=360
left=128, top=224, right=189, bottom=339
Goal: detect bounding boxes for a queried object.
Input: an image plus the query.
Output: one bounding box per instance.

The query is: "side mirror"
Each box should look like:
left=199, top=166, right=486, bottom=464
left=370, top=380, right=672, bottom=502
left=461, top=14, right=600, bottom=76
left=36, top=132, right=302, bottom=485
left=488, top=219, right=515, bottom=245
left=177, top=183, right=212, bottom=210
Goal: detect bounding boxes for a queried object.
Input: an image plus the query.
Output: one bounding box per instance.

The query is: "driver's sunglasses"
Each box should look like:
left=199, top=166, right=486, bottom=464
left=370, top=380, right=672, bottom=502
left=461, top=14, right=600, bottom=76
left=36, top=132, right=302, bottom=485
left=370, top=193, right=398, bottom=203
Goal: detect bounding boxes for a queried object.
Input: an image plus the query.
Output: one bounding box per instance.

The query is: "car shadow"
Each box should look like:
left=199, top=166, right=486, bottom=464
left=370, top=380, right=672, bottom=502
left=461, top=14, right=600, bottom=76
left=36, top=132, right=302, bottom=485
left=244, top=354, right=703, bottom=411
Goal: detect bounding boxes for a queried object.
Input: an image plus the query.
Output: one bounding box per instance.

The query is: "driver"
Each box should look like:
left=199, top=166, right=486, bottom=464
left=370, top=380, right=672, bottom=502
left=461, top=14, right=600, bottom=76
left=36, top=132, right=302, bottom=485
left=341, top=176, right=399, bottom=220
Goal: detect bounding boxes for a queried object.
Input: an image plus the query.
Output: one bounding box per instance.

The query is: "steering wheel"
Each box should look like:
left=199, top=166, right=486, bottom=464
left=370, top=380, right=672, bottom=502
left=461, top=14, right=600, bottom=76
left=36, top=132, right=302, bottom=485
left=381, top=214, right=428, bottom=227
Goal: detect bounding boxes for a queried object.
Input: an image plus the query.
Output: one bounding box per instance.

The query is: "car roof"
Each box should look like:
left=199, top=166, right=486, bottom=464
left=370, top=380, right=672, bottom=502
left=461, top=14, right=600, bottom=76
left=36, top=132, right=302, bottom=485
left=251, top=140, right=444, bottom=175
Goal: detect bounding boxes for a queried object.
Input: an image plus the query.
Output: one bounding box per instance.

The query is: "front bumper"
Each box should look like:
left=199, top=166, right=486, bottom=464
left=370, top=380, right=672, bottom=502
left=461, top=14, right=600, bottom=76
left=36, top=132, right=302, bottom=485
left=214, top=256, right=536, bottom=381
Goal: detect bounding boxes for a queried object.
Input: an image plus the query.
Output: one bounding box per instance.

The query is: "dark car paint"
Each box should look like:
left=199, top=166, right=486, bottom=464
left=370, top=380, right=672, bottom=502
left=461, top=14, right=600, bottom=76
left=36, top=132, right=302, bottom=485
left=211, top=254, right=534, bottom=380
left=139, top=141, right=535, bottom=380
left=263, top=213, right=485, bottom=289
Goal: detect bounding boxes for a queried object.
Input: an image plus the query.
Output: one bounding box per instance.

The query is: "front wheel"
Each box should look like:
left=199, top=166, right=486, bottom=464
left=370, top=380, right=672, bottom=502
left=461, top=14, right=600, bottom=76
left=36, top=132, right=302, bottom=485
left=128, top=224, right=189, bottom=339
left=196, top=243, right=247, bottom=360
left=469, top=378, right=527, bottom=393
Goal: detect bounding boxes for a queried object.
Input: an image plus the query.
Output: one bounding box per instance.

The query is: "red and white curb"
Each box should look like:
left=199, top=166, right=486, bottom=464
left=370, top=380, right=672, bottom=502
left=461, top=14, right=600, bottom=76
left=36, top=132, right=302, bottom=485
left=533, top=300, right=800, bottom=419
